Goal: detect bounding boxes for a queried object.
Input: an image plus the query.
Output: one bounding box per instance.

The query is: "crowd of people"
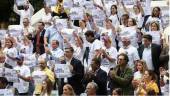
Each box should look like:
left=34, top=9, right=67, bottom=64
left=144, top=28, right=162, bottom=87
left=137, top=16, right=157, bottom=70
left=0, top=0, right=169, bottom=96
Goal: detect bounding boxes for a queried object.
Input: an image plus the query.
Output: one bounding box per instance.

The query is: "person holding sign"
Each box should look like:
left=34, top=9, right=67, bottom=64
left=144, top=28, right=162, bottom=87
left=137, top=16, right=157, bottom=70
left=60, top=47, right=84, bottom=95
left=13, top=0, right=34, bottom=25
left=3, top=37, right=18, bottom=69
left=33, top=58, right=55, bottom=96
left=13, top=55, right=31, bottom=95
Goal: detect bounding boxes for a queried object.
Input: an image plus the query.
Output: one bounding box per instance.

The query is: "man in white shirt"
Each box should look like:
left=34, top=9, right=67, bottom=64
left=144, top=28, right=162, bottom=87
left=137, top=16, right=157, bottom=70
left=138, top=34, right=161, bottom=73
left=13, top=55, right=31, bottom=95
left=44, top=40, right=64, bottom=63
left=119, top=36, right=139, bottom=71
left=13, top=0, right=34, bottom=25
left=84, top=30, right=103, bottom=70
left=22, top=18, right=35, bottom=37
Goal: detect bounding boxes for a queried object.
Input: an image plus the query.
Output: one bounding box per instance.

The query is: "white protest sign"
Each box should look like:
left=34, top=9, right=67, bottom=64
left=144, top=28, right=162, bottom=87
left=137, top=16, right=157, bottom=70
left=161, top=7, right=169, bottom=28
left=83, top=1, right=95, bottom=10
left=61, top=28, right=75, bottom=41
left=95, top=20, right=104, bottom=27
left=54, top=64, right=72, bottom=78
left=23, top=54, right=37, bottom=67
left=104, top=0, right=116, bottom=4
left=54, top=19, right=68, bottom=30
left=92, top=9, right=106, bottom=21
left=63, top=0, right=73, bottom=9
left=73, top=0, right=85, bottom=6
left=69, top=7, right=84, bottom=20
left=8, top=25, right=23, bottom=37
left=32, top=70, right=47, bottom=84
left=0, top=30, right=6, bottom=40
left=0, top=68, right=4, bottom=76
left=44, top=0, right=57, bottom=7
left=0, top=89, right=14, bottom=96
left=122, top=0, right=135, bottom=6
left=16, top=0, right=27, bottom=6
left=4, top=68, right=19, bottom=82
left=147, top=31, right=161, bottom=45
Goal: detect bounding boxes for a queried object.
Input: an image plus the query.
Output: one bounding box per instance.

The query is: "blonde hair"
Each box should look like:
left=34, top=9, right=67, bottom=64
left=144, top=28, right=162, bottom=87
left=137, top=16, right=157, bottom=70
left=63, top=84, right=75, bottom=96
left=135, top=60, right=148, bottom=74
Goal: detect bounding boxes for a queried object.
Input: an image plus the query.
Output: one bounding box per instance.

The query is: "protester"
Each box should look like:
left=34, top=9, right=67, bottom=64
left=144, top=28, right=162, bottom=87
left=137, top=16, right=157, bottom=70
left=62, top=84, right=75, bottom=96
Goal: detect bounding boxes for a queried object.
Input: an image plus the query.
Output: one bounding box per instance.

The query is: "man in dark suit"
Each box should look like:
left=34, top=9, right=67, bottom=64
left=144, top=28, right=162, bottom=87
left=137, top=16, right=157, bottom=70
left=138, top=34, right=161, bottom=75
left=138, top=34, right=162, bottom=94
left=82, top=57, right=107, bottom=95
left=33, top=21, right=46, bottom=55
left=60, top=47, right=84, bottom=95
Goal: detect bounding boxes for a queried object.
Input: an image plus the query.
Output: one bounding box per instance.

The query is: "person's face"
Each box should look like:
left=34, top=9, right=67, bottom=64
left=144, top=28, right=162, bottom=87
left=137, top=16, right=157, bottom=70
left=17, top=59, right=23, bottom=66
left=23, top=19, right=29, bottom=26
left=136, top=62, right=143, bottom=71
left=122, top=39, right=130, bottom=46
left=117, top=55, right=126, bottom=66
left=133, top=6, right=140, bottom=13
left=127, top=19, right=134, bottom=26
left=5, top=40, right=12, bottom=48
left=142, top=38, right=151, bottom=47
left=151, top=23, right=158, bottom=31
left=112, top=90, right=119, bottom=96
left=91, top=60, right=98, bottom=71
left=79, top=21, right=86, bottom=28
left=86, top=83, right=95, bottom=95
left=153, top=8, right=160, bottom=17
left=111, top=6, right=117, bottom=14
left=0, top=81, right=6, bottom=89
left=51, top=41, right=58, bottom=49
left=85, top=36, right=93, bottom=43
left=0, top=56, right=5, bottom=63
left=37, top=22, right=44, bottom=30
left=104, top=40, right=111, bottom=48
left=105, top=20, right=112, bottom=29
left=63, top=85, right=71, bottom=95
left=24, top=5, right=29, bottom=10
left=121, top=16, right=128, bottom=25
left=143, top=71, right=151, bottom=80
left=39, top=60, right=47, bottom=70
left=64, top=49, right=73, bottom=59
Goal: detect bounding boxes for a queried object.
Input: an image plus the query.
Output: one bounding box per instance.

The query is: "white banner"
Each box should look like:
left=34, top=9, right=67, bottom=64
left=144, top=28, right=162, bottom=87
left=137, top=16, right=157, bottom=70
left=16, top=0, right=27, bottom=6
left=69, top=7, right=84, bottom=20
left=54, top=19, right=68, bottom=30
left=54, top=64, right=72, bottom=78
left=0, top=30, right=6, bottom=40
left=61, top=28, right=75, bottom=41
left=63, top=0, right=73, bottom=9
left=44, top=0, right=57, bottom=7
left=122, top=0, right=135, bottom=6
left=0, top=89, right=14, bottom=96
left=0, top=68, right=19, bottom=82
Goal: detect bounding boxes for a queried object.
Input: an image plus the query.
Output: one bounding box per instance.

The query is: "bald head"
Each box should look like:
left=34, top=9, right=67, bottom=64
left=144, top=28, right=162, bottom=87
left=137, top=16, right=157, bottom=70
left=38, top=58, right=47, bottom=70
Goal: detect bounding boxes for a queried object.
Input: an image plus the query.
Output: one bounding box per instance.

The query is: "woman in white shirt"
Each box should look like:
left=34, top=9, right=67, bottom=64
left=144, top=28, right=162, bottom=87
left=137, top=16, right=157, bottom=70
left=41, top=5, right=52, bottom=29
left=100, top=36, right=117, bottom=73
left=122, top=1, right=144, bottom=29
left=3, top=38, right=18, bottom=68
left=132, top=60, right=148, bottom=95
left=19, top=36, right=33, bottom=55
left=109, top=5, right=120, bottom=29
left=145, top=21, right=162, bottom=45
left=145, top=7, right=163, bottom=32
